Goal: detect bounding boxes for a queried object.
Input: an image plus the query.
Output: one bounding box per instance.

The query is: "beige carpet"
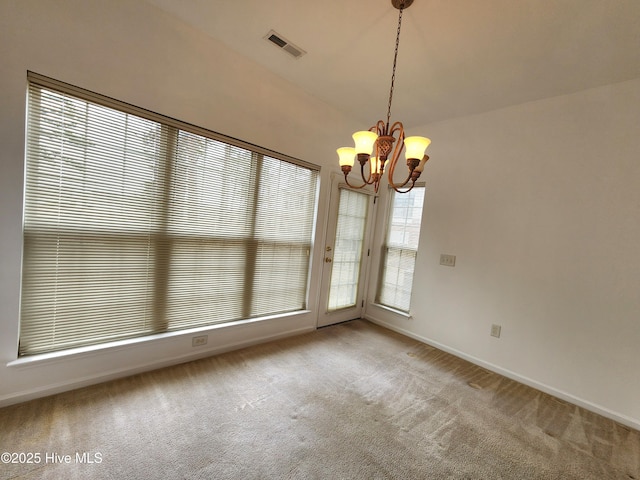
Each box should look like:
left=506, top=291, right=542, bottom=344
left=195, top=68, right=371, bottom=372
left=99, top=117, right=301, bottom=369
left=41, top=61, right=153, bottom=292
left=1, top=320, right=638, bottom=479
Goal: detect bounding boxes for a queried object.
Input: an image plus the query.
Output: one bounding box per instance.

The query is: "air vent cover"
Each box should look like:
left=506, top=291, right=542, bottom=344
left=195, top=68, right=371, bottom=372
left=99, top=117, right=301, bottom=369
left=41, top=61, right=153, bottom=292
left=264, top=30, right=306, bottom=59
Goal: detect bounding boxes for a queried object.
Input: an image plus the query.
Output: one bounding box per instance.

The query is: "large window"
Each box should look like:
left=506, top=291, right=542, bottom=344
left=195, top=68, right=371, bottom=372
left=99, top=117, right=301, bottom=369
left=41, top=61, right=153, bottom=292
left=376, top=186, right=425, bottom=312
left=19, top=73, right=319, bottom=356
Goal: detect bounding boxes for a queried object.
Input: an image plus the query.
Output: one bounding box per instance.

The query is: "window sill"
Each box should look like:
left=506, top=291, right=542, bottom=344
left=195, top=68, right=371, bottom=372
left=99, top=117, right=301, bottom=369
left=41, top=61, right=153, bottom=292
left=7, top=310, right=311, bottom=369
left=369, top=302, right=412, bottom=319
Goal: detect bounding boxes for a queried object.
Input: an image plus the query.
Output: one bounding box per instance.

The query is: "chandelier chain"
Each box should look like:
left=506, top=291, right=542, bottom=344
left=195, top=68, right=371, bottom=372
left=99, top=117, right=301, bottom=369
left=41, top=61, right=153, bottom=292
left=386, top=3, right=405, bottom=130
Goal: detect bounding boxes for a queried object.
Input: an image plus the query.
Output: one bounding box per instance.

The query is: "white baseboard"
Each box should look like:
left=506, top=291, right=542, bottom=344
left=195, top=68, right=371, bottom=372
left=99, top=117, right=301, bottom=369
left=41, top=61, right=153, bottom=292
left=0, top=325, right=314, bottom=408
left=365, top=315, right=640, bottom=432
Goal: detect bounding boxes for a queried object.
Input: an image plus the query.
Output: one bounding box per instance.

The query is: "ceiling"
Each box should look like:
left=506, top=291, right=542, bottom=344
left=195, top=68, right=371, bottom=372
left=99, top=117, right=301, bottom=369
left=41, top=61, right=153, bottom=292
left=145, top=0, right=640, bottom=131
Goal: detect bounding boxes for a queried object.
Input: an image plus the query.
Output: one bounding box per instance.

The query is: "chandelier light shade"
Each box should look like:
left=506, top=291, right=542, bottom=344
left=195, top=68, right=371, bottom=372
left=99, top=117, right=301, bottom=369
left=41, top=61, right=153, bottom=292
left=352, top=131, right=378, bottom=156
left=337, top=147, right=356, bottom=168
left=337, top=0, right=431, bottom=193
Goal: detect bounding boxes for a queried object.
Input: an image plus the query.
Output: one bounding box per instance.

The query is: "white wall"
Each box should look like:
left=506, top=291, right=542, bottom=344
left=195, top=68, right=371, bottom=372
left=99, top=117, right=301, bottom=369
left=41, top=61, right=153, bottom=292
left=0, top=0, right=356, bottom=405
left=366, top=78, right=640, bottom=429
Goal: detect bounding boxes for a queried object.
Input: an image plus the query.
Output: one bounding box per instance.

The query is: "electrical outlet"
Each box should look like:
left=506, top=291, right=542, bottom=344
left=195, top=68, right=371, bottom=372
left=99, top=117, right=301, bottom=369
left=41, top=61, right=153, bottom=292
left=192, top=335, right=208, bottom=347
left=440, top=254, right=456, bottom=267
left=490, top=324, right=501, bottom=338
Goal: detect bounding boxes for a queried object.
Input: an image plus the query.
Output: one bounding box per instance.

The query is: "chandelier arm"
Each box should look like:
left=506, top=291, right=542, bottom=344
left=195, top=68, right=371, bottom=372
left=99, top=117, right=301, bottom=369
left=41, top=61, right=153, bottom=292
left=387, top=161, right=415, bottom=190
left=387, top=149, right=415, bottom=193
left=385, top=140, right=400, bottom=185
left=387, top=168, right=414, bottom=190
left=368, top=140, right=385, bottom=193
left=359, top=157, right=375, bottom=185
left=390, top=180, right=417, bottom=194
left=343, top=172, right=373, bottom=190
left=388, top=121, right=405, bottom=163
left=388, top=121, right=404, bottom=137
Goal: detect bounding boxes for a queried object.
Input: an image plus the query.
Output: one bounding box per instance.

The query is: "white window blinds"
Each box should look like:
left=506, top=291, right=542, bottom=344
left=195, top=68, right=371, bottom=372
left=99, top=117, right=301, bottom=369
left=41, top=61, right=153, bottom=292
left=20, top=72, right=319, bottom=356
left=377, top=186, right=425, bottom=312
left=327, top=188, right=369, bottom=311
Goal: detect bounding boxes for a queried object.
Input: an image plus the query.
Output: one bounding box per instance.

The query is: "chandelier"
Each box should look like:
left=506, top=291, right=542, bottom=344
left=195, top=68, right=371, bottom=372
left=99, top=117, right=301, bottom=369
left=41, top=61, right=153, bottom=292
left=337, top=0, right=430, bottom=194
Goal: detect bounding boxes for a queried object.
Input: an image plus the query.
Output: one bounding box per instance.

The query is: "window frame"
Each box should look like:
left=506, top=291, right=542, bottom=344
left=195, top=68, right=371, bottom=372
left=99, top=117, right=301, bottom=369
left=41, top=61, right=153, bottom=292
left=19, top=72, right=320, bottom=356
left=375, top=183, right=426, bottom=314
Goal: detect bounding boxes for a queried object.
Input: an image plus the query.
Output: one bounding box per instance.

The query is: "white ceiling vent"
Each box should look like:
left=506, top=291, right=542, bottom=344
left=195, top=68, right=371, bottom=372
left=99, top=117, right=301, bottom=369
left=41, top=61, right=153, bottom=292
left=264, top=30, right=306, bottom=59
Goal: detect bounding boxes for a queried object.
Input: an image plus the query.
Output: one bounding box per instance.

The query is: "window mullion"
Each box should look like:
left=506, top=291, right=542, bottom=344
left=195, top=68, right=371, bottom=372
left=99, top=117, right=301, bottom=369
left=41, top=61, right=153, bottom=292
left=242, top=152, right=263, bottom=319
left=151, top=124, right=178, bottom=332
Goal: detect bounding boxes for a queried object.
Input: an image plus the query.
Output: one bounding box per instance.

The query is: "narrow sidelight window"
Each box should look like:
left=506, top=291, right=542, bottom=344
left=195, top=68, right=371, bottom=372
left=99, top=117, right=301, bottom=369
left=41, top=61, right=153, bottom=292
left=376, top=186, right=425, bottom=312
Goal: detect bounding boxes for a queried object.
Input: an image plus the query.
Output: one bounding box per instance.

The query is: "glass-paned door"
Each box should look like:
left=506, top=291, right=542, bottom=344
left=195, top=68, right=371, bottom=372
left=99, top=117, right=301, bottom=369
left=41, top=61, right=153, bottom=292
left=318, top=181, right=375, bottom=327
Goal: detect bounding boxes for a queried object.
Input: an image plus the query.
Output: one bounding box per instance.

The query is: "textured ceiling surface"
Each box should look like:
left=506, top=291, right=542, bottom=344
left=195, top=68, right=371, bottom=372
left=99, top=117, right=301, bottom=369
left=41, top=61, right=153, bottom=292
left=145, top=0, right=640, bottom=130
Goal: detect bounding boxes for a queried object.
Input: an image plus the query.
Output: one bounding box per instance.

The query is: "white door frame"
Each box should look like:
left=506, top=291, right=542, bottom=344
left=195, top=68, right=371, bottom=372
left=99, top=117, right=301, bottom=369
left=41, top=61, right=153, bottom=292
left=317, top=174, right=377, bottom=327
